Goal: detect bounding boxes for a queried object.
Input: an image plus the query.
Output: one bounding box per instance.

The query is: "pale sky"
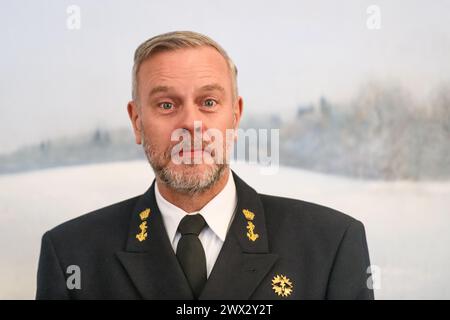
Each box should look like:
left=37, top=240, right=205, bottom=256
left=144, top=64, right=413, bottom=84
left=1, top=0, right=449, bottom=153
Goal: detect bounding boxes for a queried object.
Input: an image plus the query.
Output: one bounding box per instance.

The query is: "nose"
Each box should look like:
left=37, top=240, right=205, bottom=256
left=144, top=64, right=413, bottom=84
left=177, top=103, right=207, bottom=137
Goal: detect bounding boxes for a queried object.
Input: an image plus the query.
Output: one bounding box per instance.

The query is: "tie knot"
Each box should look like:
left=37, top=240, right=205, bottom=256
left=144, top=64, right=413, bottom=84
left=178, top=214, right=206, bottom=236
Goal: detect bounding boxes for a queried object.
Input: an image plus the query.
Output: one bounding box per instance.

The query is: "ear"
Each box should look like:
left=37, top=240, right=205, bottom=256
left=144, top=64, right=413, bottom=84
left=127, top=101, right=142, bottom=145
left=232, top=96, right=244, bottom=140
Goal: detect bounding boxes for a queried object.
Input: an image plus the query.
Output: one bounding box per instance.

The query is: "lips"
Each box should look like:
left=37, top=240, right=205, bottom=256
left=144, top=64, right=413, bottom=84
left=179, top=149, right=203, bottom=154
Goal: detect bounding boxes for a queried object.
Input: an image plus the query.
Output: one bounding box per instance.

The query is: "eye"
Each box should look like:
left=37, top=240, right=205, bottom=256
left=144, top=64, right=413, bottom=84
left=159, top=102, right=174, bottom=110
left=203, top=99, right=217, bottom=108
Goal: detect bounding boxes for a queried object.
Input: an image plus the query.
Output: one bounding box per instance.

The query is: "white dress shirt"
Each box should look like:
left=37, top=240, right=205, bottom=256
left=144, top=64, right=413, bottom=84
left=154, top=171, right=237, bottom=278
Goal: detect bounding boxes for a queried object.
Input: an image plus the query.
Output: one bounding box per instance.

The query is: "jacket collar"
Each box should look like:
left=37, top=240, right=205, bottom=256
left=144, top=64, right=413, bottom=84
left=154, top=171, right=237, bottom=245
left=116, top=170, right=278, bottom=300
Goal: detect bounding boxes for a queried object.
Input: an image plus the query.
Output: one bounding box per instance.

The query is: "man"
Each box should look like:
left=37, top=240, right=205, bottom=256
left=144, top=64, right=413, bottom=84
left=36, top=31, right=374, bottom=300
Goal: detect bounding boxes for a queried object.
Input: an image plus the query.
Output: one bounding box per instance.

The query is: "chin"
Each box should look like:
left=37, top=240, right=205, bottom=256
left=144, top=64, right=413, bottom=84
left=171, top=162, right=217, bottom=177
left=159, top=161, right=226, bottom=195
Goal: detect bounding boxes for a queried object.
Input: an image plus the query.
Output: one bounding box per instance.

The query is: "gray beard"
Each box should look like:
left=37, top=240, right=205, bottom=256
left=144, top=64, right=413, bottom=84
left=142, top=133, right=228, bottom=195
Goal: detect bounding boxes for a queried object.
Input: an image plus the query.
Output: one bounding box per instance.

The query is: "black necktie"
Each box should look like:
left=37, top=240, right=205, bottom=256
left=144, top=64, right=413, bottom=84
left=176, top=214, right=207, bottom=299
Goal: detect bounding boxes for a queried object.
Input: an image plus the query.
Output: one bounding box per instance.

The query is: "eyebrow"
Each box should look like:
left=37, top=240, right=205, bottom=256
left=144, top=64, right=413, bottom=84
left=148, top=85, right=172, bottom=97
left=198, top=83, right=226, bottom=94
left=148, top=83, right=226, bottom=97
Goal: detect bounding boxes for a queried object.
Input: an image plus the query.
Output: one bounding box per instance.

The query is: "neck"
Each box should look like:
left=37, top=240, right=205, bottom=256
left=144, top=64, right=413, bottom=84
left=156, top=169, right=230, bottom=213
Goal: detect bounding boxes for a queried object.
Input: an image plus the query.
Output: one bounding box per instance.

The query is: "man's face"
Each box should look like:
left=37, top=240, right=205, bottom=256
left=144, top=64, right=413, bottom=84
left=128, top=46, right=243, bottom=194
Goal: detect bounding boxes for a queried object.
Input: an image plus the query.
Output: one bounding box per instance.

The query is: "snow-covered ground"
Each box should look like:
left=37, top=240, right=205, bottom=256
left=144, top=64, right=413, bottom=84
left=0, top=160, right=449, bottom=299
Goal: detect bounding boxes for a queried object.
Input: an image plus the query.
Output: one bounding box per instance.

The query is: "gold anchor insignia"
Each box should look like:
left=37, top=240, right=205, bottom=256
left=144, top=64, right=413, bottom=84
left=136, top=208, right=151, bottom=242
left=136, top=221, right=148, bottom=242
left=242, top=208, right=259, bottom=241
left=246, top=221, right=259, bottom=242
left=272, top=274, right=294, bottom=297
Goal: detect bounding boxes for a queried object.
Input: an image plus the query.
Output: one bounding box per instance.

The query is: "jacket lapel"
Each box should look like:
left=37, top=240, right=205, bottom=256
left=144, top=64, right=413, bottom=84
left=199, top=171, right=279, bottom=300
left=116, top=170, right=278, bottom=300
left=115, top=181, right=193, bottom=300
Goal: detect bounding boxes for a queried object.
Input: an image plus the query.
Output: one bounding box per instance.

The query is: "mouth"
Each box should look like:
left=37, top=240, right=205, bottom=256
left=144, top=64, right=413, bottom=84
left=179, top=149, right=206, bottom=156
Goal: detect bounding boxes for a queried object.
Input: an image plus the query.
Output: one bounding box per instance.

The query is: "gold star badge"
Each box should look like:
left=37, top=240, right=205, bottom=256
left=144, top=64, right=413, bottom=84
left=272, top=274, right=294, bottom=297
left=136, top=208, right=151, bottom=242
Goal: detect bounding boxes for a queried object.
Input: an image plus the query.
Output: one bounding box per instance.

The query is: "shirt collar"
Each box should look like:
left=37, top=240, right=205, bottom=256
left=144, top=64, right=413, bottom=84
left=155, top=171, right=237, bottom=243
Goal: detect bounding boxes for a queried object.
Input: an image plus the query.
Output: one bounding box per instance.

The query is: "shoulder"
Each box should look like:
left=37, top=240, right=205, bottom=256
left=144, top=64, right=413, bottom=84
left=43, top=195, right=140, bottom=250
left=258, top=193, right=365, bottom=242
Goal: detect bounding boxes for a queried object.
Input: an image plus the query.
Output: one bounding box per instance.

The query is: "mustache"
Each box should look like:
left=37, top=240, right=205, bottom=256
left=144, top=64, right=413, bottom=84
left=164, top=140, right=213, bottom=158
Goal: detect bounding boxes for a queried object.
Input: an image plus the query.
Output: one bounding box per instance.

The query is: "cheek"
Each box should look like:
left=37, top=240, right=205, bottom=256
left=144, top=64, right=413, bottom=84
left=208, top=114, right=235, bottom=145
left=142, top=119, right=173, bottom=147
left=211, top=111, right=235, bottom=131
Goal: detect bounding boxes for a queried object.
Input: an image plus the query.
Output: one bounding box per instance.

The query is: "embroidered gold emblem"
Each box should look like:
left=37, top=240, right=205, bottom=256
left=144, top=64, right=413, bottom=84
left=136, top=208, right=150, bottom=242
left=242, top=209, right=255, bottom=221
left=246, top=221, right=259, bottom=242
left=242, top=209, right=259, bottom=241
left=136, top=221, right=148, bottom=242
left=272, top=275, right=293, bottom=297
left=139, top=208, right=150, bottom=221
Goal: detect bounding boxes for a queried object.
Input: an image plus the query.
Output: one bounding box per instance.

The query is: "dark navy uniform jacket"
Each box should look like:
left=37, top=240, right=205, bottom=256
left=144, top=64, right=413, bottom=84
left=36, top=171, right=374, bottom=300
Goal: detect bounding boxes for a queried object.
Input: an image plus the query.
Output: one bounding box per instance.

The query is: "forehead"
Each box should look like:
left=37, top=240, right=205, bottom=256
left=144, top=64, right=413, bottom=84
left=138, top=46, right=231, bottom=88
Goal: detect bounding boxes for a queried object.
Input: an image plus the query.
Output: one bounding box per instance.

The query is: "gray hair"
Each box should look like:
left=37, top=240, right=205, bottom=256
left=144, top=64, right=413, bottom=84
left=132, top=30, right=239, bottom=103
